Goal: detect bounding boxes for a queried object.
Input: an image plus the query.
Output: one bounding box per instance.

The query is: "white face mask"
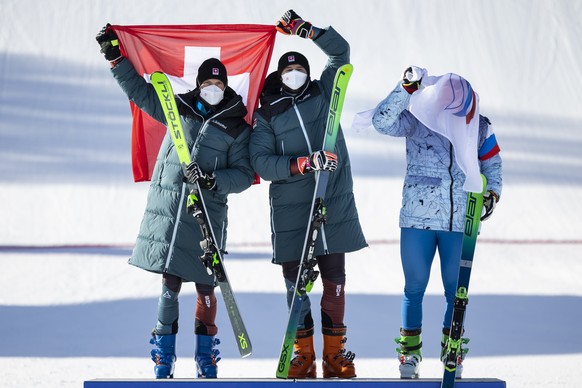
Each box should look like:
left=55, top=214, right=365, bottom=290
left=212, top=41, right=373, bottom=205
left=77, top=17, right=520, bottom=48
left=282, top=70, right=308, bottom=91
left=200, top=84, right=224, bottom=106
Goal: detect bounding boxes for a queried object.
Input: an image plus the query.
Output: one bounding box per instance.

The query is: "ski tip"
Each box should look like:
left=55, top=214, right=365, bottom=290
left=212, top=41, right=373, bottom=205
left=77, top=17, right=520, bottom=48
left=340, top=63, right=354, bottom=76
left=239, top=342, right=252, bottom=358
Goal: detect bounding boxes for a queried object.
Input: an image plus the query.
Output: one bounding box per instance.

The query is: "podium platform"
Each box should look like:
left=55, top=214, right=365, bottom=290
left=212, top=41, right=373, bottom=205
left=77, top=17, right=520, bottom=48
left=84, top=378, right=506, bottom=387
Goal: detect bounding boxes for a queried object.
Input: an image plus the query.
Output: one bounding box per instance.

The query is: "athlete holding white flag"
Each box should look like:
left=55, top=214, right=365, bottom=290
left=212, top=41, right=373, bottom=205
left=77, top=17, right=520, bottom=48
left=372, top=66, right=503, bottom=379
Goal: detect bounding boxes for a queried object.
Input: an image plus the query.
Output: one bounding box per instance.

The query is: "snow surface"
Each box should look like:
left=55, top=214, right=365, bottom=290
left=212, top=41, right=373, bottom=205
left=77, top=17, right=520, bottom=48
left=1, top=1, right=581, bottom=387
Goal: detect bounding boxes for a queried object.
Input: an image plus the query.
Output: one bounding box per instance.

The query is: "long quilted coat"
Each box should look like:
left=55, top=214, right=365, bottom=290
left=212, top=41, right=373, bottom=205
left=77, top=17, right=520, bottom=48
left=250, top=27, right=367, bottom=263
left=112, top=59, right=254, bottom=284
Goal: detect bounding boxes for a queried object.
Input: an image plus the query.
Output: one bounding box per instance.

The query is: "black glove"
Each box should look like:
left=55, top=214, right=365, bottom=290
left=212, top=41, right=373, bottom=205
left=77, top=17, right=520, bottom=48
left=309, top=150, right=338, bottom=172
left=276, top=10, right=314, bottom=39
left=402, top=66, right=426, bottom=94
left=481, top=190, right=499, bottom=221
left=96, top=23, right=122, bottom=61
left=294, top=150, right=338, bottom=175
left=184, top=162, right=217, bottom=190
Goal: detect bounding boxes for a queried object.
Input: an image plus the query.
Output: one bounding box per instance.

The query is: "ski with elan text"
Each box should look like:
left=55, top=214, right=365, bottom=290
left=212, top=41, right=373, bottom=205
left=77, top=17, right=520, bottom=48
left=441, top=174, right=487, bottom=387
left=276, top=63, right=353, bottom=379
left=150, top=72, right=252, bottom=358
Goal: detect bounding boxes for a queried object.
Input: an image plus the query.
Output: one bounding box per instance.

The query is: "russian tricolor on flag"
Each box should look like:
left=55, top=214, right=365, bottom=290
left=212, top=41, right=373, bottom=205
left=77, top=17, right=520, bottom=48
left=479, top=129, right=501, bottom=161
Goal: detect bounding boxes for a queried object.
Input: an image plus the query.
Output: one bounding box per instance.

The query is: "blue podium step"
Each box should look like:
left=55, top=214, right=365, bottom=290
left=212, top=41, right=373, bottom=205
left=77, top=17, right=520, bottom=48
left=84, top=378, right=506, bottom=387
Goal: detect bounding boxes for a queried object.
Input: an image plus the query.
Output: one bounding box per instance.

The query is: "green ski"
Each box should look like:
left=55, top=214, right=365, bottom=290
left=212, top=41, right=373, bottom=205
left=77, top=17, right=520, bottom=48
left=150, top=71, right=252, bottom=358
left=441, top=174, right=487, bottom=387
left=276, top=63, right=353, bottom=378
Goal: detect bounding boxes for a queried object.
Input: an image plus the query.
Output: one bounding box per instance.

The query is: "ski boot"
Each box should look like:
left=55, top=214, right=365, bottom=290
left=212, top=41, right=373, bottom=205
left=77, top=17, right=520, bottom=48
left=288, top=328, right=317, bottom=378
left=321, top=326, right=356, bottom=379
left=150, top=333, right=177, bottom=379
left=395, top=328, right=422, bottom=379
left=195, top=334, right=221, bottom=378
left=441, top=328, right=469, bottom=379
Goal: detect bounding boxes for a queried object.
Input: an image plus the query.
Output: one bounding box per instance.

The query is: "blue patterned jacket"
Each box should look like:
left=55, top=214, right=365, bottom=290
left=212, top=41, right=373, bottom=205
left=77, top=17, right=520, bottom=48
left=372, top=83, right=502, bottom=232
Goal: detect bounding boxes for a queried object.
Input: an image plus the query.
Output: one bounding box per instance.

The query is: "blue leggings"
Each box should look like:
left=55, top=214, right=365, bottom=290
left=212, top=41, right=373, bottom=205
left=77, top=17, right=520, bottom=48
left=400, top=227, right=463, bottom=331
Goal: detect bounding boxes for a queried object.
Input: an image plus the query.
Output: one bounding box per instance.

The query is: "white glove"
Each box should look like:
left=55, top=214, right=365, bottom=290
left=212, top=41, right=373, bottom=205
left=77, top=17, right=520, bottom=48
left=402, top=66, right=427, bottom=94
left=403, top=66, right=427, bottom=83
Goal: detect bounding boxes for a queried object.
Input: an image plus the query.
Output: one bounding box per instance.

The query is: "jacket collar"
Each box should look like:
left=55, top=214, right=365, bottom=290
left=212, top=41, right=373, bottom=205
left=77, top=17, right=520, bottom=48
left=177, top=86, right=247, bottom=123
left=258, top=71, right=320, bottom=120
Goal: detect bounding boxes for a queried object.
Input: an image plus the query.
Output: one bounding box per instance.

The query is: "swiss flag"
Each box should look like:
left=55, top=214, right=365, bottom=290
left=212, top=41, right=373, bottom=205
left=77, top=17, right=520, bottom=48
left=111, top=24, right=276, bottom=182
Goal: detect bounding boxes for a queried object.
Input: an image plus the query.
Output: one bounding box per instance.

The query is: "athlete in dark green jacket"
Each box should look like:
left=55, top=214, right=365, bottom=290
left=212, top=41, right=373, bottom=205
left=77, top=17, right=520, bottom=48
left=250, top=10, right=367, bottom=379
left=97, top=24, right=254, bottom=379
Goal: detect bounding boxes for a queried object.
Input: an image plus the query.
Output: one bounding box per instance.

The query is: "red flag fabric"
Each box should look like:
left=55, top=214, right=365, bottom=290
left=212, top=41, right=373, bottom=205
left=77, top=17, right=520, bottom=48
left=111, top=24, right=276, bottom=182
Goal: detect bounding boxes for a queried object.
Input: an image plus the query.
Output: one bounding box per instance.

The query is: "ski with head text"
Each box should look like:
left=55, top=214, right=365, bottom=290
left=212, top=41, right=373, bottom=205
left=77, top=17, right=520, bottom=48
left=150, top=71, right=252, bottom=358
left=276, top=63, right=353, bottom=379
left=441, top=174, right=487, bottom=387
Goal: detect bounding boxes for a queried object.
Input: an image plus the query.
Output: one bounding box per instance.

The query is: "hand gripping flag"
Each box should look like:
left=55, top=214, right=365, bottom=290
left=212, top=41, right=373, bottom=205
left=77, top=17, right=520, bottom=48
left=408, top=72, right=485, bottom=192
left=111, top=24, right=276, bottom=182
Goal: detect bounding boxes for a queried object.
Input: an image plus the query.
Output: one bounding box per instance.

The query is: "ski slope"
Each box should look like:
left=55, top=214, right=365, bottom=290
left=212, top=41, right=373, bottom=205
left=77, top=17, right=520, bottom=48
left=1, top=1, right=581, bottom=387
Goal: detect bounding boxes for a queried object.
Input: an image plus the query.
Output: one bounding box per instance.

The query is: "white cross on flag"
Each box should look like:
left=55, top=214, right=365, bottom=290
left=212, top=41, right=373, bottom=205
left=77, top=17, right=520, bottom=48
left=111, top=24, right=276, bottom=182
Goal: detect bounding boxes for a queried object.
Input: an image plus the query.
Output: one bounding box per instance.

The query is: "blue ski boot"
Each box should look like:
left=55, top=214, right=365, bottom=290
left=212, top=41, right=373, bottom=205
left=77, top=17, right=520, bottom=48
left=195, top=334, right=221, bottom=378
left=150, top=333, right=176, bottom=379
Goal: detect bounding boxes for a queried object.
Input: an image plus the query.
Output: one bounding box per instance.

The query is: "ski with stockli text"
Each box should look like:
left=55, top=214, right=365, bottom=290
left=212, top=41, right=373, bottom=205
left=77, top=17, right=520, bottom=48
left=441, top=174, right=487, bottom=388
left=276, top=63, right=353, bottom=379
left=150, top=71, right=252, bottom=358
